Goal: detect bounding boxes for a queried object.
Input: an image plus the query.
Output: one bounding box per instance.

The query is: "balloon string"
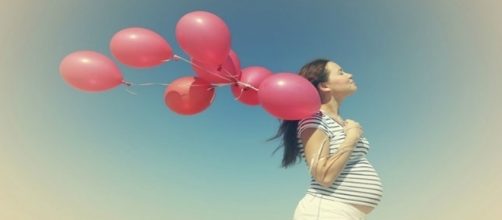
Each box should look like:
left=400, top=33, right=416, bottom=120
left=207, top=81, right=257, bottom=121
left=232, top=81, right=259, bottom=101
left=221, top=66, right=240, bottom=82
left=235, top=81, right=259, bottom=91
left=209, top=88, right=216, bottom=104
left=122, top=80, right=170, bottom=87
left=219, top=65, right=239, bottom=82
left=171, top=54, right=235, bottom=83
left=234, top=87, right=244, bottom=101
left=122, top=79, right=221, bottom=94
left=159, top=55, right=260, bottom=103
left=171, top=55, right=258, bottom=91
left=121, top=80, right=171, bottom=95
left=124, top=86, right=138, bottom=95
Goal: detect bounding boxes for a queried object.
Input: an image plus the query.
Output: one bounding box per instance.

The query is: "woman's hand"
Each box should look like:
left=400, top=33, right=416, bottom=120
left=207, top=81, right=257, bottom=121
left=343, top=119, right=363, bottom=145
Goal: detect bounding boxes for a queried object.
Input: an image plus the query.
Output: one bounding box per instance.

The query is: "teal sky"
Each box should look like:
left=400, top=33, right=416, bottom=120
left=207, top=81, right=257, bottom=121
left=1, top=0, right=501, bottom=219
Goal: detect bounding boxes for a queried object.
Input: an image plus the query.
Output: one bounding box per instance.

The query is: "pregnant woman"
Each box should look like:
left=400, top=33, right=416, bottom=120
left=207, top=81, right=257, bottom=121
left=269, top=59, right=384, bottom=220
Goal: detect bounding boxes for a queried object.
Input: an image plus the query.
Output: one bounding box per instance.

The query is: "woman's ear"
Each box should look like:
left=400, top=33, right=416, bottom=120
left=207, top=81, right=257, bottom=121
left=317, top=82, right=330, bottom=92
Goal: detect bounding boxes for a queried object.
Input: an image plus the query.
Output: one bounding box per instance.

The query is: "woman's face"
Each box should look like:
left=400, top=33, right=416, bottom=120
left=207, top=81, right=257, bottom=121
left=319, top=61, right=357, bottom=97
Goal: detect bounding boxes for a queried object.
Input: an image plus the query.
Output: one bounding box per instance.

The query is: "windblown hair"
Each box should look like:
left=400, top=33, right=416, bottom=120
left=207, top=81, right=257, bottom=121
left=267, top=59, right=330, bottom=168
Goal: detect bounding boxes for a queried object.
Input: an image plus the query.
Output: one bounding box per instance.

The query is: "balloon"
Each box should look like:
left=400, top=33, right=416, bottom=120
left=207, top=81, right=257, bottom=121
left=176, top=11, right=231, bottom=65
left=191, top=50, right=241, bottom=84
left=228, top=50, right=241, bottom=74
left=164, top=76, right=215, bottom=115
left=110, top=27, right=173, bottom=68
left=59, top=50, right=123, bottom=92
left=258, top=73, right=321, bottom=120
left=231, top=66, right=272, bottom=105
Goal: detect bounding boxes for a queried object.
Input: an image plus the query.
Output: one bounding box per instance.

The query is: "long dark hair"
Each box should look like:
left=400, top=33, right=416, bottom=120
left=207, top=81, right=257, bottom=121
left=267, top=58, right=330, bottom=168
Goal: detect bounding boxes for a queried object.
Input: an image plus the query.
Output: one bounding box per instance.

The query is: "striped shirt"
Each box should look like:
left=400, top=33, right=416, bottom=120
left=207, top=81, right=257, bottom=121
left=297, top=111, right=384, bottom=207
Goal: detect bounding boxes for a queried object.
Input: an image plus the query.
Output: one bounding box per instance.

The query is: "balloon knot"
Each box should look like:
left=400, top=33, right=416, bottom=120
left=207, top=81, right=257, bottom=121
left=122, top=81, right=132, bottom=87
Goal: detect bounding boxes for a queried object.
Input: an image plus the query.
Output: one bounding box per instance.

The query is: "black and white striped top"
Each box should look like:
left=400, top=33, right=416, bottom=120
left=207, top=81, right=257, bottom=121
left=297, top=111, right=384, bottom=207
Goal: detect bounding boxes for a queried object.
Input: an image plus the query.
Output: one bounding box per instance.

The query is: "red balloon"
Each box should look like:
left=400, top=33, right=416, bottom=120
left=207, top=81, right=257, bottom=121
left=258, top=73, right=321, bottom=120
left=228, top=49, right=241, bottom=75
left=59, top=51, right=123, bottom=92
left=164, top=76, right=215, bottom=115
left=110, top=27, right=173, bottom=68
left=191, top=51, right=241, bottom=84
left=176, top=11, right=231, bottom=65
left=231, top=66, right=272, bottom=105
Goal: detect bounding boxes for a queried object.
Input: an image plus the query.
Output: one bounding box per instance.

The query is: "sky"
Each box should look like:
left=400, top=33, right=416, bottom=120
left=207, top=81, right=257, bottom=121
left=1, top=0, right=501, bottom=219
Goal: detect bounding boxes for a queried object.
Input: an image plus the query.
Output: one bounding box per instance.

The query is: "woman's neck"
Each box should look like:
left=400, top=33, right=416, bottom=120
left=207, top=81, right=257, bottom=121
left=320, top=96, right=343, bottom=117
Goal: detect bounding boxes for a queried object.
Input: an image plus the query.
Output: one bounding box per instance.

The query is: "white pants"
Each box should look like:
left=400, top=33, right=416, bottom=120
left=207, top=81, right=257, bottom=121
left=293, top=194, right=368, bottom=220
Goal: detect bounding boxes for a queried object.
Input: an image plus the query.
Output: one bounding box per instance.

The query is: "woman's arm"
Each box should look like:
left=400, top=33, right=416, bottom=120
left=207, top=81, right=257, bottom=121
left=300, top=127, right=357, bottom=188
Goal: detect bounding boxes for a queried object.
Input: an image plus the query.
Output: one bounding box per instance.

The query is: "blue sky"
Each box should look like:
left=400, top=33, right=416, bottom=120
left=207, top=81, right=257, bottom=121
left=1, top=0, right=501, bottom=219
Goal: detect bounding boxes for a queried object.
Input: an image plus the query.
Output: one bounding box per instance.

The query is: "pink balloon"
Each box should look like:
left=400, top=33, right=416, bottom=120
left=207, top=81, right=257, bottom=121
left=110, top=27, right=173, bottom=68
left=231, top=66, right=272, bottom=106
left=164, top=76, right=215, bottom=115
left=258, top=73, right=321, bottom=120
left=191, top=51, right=241, bottom=84
left=176, top=11, right=231, bottom=65
left=228, top=50, right=241, bottom=74
left=59, top=50, right=123, bottom=92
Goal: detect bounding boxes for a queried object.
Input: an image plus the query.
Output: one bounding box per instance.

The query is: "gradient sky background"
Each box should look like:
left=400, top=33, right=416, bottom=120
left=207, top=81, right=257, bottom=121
left=1, top=0, right=501, bottom=219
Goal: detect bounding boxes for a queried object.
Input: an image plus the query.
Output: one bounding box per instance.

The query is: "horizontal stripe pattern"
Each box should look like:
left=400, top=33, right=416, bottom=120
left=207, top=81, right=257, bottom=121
left=297, top=111, right=384, bottom=208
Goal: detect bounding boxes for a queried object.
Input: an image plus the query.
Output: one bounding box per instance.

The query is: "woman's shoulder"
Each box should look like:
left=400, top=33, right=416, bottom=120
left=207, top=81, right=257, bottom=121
left=298, top=111, right=331, bottom=130
left=297, top=111, right=333, bottom=138
left=298, top=111, right=323, bottom=124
